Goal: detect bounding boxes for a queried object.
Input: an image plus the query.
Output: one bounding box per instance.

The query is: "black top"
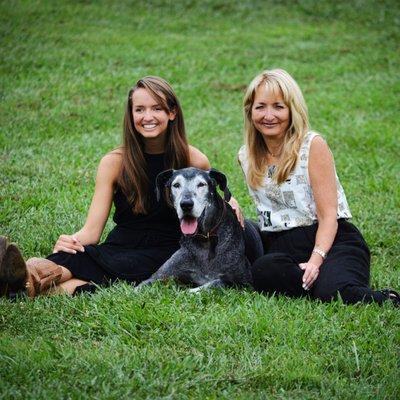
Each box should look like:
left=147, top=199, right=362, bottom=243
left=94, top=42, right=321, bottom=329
left=104, top=152, right=180, bottom=245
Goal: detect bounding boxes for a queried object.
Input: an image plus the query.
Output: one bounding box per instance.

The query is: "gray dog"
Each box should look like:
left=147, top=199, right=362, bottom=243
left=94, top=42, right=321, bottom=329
left=136, top=167, right=253, bottom=292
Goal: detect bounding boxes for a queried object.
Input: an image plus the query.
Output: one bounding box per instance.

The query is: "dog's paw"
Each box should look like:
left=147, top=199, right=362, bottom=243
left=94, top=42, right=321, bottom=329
left=188, top=286, right=203, bottom=294
left=133, top=283, right=145, bottom=293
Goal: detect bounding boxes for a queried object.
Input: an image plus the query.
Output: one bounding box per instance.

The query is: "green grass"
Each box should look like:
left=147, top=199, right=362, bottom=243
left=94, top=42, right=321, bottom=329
left=1, top=0, right=399, bottom=398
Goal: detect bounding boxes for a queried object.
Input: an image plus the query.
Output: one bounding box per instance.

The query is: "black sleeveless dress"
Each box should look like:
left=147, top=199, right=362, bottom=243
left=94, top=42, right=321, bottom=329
left=47, top=153, right=181, bottom=285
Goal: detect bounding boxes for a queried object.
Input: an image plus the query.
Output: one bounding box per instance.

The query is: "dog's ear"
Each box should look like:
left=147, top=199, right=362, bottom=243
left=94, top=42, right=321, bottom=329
left=208, top=169, right=231, bottom=202
left=155, top=169, right=174, bottom=202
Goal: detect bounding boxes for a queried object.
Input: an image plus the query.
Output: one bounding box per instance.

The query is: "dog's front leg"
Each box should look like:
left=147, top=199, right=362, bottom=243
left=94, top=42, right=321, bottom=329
left=134, top=251, right=183, bottom=291
left=188, top=278, right=225, bottom=294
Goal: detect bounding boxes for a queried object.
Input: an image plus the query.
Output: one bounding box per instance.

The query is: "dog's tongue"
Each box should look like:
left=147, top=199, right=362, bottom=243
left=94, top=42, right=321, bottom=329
left=180, top=217, right=198, bottom=235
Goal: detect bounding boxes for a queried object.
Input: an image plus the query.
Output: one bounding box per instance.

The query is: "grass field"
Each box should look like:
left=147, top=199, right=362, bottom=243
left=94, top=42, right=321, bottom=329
left=1, top=0, right=399, bottom=398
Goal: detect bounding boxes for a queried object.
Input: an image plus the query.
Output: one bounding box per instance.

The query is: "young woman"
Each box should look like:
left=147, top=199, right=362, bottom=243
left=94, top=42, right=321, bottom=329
left=0, top=76, right=211, bottom=297
left=238, top=68, right=399, bottom=305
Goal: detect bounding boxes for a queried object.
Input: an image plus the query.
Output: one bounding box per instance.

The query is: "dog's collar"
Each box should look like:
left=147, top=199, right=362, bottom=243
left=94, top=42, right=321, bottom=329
left=193, top=200, right=227, bottom=241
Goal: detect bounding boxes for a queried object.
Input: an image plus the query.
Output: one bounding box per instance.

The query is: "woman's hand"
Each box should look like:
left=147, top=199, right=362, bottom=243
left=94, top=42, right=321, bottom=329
left=228, top=197, right=244, bottom=228
left=299, top=262, right=320, bottom=291
left=53, top=235, right=85, bottom=254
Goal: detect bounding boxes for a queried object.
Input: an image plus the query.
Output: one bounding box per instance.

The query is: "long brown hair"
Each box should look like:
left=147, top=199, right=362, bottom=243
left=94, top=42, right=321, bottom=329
left=119, top=76, right=190, bottom=214
left=243, top=69, right=309, bottom=187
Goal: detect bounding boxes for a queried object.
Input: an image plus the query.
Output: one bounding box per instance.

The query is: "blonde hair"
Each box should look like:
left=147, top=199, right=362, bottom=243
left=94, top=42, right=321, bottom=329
left=243, top=69, right=309, bottom=187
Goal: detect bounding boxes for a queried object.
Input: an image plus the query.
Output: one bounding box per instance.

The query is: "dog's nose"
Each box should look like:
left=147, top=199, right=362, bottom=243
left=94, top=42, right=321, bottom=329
left=180, top=198, right=194, bottom=212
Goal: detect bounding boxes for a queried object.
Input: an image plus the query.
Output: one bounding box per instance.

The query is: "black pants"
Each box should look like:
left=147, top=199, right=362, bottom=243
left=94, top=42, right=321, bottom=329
left=251, top=220, right=388, bottom=304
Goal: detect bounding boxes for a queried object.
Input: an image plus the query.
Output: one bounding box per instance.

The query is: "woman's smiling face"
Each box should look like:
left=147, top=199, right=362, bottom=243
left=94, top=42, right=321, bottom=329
left=251, top=83, right=290, bottom=142
left=131, top=88, right=175, bottom=141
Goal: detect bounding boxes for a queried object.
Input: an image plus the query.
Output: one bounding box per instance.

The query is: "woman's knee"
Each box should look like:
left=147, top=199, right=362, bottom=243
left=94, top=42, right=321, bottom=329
left=251, top=253, right=295, bottom=291
left=252, top=253, right=285, bottom=274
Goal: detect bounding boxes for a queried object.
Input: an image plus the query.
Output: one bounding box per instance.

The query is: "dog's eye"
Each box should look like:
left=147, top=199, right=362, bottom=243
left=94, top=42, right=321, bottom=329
left=197, top=182, right=207, bottom=188
left=172, top=182, right=181, bottom=189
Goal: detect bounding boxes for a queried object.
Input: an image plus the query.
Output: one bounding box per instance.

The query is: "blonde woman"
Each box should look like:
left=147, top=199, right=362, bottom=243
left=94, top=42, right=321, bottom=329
left=239, top=69, right=399, bottom=305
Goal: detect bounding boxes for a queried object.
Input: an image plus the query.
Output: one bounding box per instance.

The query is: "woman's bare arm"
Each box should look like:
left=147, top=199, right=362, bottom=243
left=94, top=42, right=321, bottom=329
left=53, top=151, right=122, bottom=253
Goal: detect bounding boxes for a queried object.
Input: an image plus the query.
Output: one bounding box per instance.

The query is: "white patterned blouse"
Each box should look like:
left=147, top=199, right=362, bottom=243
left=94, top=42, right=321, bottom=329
left=238, top=132, right=352, bottom=232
